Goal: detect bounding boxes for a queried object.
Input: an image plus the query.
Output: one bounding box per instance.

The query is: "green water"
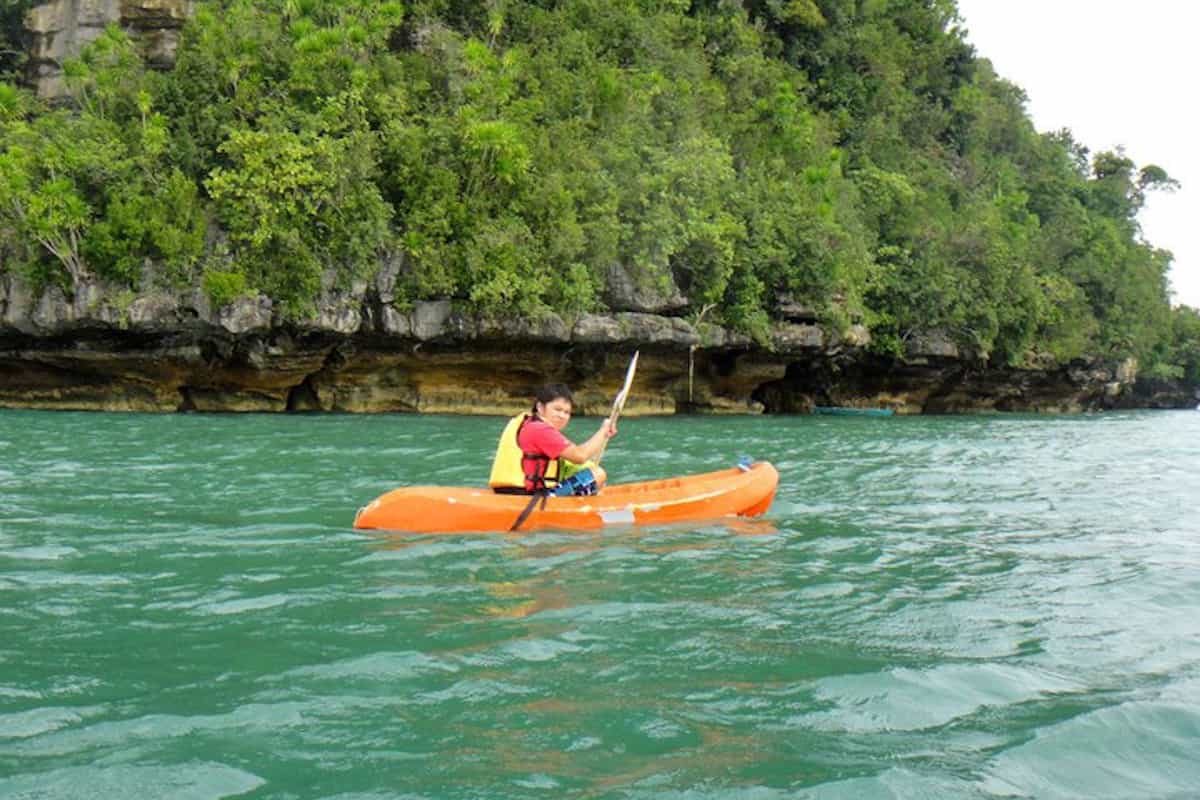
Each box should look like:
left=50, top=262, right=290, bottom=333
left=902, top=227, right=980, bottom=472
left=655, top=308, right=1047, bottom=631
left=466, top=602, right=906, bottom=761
left=2, top=409, right=1199, bottom=799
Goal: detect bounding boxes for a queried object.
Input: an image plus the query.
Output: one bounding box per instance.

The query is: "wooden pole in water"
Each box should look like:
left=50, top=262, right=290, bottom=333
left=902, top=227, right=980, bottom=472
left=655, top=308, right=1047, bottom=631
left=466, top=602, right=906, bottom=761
left=688, top=344, right=696, bottom=405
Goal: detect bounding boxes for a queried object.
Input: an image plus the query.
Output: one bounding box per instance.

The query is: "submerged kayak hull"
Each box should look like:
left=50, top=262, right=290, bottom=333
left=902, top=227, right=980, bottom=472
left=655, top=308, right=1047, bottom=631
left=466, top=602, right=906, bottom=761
left=354, top=462, right=779, bottom=534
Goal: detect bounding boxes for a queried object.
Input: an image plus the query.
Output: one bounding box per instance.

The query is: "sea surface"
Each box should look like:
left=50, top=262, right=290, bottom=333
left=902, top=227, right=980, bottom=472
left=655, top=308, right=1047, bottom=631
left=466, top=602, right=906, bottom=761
left=1, top=409, right=1198, bottom=799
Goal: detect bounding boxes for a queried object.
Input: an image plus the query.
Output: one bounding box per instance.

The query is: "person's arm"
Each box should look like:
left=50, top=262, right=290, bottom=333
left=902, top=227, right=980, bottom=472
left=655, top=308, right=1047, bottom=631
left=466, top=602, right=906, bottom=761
left=560, top=419, right=616, bottom=464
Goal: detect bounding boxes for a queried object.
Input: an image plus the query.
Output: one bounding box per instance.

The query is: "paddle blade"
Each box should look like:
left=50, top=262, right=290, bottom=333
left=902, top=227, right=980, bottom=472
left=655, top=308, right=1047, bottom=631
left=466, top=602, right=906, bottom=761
left=610, top=350, right=639, bottom=420
left=597, top=351, right=638, bottom=467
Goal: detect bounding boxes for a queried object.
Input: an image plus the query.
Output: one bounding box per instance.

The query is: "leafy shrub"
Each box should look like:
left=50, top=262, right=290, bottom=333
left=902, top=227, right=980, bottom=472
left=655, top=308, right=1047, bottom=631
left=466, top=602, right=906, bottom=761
left=203, top=269, right=249, bottom=309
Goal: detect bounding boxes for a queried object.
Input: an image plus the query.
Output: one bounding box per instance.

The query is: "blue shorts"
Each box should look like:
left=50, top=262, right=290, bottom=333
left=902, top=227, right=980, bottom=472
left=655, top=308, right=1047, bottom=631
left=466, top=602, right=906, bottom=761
left=554, top=466, right=599, bottom=496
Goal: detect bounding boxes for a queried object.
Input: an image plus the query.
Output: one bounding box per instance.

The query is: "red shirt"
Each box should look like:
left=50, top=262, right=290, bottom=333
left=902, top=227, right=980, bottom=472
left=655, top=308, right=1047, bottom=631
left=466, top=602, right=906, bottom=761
left=517, top=417, right=571, bottom=491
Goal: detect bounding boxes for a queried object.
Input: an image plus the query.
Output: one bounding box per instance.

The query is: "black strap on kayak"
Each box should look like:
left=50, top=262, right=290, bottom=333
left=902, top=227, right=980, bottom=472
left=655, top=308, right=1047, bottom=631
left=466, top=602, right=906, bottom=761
left=510, top=489, right=550, bottom=532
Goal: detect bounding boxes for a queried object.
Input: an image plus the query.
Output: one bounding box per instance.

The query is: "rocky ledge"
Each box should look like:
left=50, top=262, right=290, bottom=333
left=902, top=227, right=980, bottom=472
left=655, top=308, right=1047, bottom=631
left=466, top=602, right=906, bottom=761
left=24, top=0, right=193, bottom=100
left=3, top=271, right=1196, bottom=415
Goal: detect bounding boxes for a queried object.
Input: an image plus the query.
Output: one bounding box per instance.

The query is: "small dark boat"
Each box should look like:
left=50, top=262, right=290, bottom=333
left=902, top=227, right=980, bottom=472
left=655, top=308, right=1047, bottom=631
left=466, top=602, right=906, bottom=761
left=813, top=406, right=895, bottom=417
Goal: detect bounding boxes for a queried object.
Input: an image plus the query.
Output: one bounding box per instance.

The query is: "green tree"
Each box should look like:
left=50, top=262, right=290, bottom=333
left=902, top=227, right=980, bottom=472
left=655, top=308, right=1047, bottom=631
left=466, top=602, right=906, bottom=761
left=1, top=27, right=207, bottom=291
left=0, top=0, right=1183, bottom=371
left=1163, top=305, right=1200, bottom=384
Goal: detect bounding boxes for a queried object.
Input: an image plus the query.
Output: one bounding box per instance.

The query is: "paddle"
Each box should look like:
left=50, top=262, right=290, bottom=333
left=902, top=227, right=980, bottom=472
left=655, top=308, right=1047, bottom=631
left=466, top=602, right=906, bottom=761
left=596, top=350, right=638, bottom=466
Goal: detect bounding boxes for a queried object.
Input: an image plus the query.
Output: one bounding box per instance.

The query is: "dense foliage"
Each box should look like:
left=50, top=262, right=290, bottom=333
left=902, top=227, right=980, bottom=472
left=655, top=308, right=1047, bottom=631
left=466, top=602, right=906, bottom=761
left=0, top=0, right=1195, bottom=376
left=0, top=0, right=36, bottom=78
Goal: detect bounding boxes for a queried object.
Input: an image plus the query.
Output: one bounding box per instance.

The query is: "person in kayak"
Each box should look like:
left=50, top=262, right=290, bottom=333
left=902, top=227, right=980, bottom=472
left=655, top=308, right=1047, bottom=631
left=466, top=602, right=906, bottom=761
left=489, top=383, right=616, bottom=496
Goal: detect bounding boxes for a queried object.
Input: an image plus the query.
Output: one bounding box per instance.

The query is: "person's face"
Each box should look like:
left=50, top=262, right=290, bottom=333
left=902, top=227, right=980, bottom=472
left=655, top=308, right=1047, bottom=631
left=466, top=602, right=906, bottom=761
left=536, top=398, right=573, bottom=430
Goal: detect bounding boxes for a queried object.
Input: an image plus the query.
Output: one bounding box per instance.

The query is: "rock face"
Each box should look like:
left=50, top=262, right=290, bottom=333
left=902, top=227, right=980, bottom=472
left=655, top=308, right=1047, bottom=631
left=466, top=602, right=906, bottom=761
left=604, top=263, right=689, bottom=315
left=2, top=273, right=1191, bottom=414
left=0, top=272, right=757, bottom=413
left=750, top=350, right=1172, bottom=416
left=24, top=0, right=193, bottom=100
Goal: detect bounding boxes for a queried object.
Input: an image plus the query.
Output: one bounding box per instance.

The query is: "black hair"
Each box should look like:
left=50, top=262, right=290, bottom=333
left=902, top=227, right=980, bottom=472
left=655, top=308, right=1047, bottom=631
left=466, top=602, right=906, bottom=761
left=532, top=383, right=574, bottom=413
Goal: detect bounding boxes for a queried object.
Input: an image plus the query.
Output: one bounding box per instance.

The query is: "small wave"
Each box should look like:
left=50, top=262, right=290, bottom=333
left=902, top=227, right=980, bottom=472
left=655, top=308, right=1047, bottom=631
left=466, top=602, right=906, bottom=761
left=417, top=678, right=536, bottom=704
left=197, top=593, right=292, bottom=615
left=0, top=761, right=265, bottom=800
left=795, top=663, right=1083, bottom=734
left=983, top=697, right=1200, bottom=798
left=0, top=545, right=79, bottom=561
left=275, top=651, right=458, bottom=684
left=0, top=706, right=103, bottom=740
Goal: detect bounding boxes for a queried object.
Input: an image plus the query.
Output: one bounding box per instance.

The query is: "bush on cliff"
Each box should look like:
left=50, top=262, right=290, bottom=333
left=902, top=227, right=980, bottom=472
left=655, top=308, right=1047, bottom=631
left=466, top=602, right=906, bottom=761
left=0, top=0, right=1193, bottom=381
left=0, top=28, right=205, bottom=292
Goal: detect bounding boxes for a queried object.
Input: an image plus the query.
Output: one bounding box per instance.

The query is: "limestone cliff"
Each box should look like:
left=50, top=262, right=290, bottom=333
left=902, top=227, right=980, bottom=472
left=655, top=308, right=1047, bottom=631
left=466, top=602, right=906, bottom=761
left=3, top=272, right=1190, bottom=414
left=24, top=0, right=192, bottom=100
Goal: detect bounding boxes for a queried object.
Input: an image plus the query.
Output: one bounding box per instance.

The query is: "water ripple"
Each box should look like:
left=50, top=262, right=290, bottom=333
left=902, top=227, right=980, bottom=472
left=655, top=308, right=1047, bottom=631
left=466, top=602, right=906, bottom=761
left=1, top=409, right=1198, bottom=797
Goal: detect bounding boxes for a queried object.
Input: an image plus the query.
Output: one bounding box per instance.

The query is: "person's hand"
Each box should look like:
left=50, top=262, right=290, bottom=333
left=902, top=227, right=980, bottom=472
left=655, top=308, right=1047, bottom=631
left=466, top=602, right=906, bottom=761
left=603, top=420, right=617, bottom=438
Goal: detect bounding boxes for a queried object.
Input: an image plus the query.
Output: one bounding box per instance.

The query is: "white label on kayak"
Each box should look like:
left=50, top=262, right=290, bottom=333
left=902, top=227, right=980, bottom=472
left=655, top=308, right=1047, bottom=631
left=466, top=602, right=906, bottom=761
left=600, top=508, right=636, bottom=525
left=447, top=497, right=458, bottom=504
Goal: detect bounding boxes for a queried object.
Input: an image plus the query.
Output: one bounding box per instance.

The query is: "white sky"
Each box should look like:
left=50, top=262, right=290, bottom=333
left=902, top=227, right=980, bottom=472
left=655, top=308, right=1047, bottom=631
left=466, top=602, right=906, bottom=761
left=954, top=0, right=1198, bottom=308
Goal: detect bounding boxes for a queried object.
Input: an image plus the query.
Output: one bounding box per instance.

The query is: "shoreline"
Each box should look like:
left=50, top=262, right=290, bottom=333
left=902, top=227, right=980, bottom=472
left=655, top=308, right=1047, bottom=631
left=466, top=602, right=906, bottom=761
left=3, top=276, right=1196, bottom=415
left=3, top=327, right=1194, bottom=416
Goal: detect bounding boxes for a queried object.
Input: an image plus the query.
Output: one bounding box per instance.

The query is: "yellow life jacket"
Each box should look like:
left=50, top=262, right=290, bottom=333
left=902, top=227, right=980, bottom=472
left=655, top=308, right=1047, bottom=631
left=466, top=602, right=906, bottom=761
left=488, top=413, right=563, bottom=490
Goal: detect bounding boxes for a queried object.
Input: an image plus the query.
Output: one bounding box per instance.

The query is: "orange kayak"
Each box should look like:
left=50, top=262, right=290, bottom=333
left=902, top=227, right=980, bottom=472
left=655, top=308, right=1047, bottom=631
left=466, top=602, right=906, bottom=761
left=353, top=462, right=779, bottom=534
